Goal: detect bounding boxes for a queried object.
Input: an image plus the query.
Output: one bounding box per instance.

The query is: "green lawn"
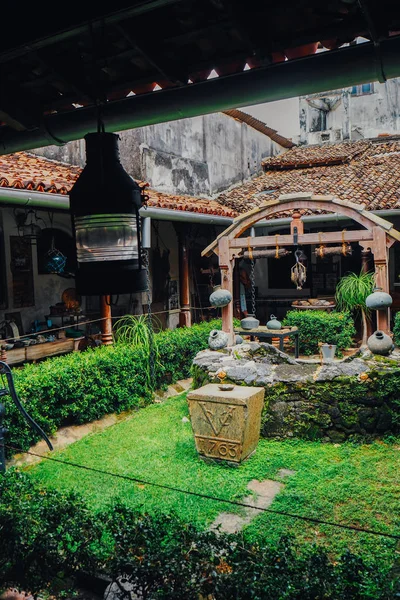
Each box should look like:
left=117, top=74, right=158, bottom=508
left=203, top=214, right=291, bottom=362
left=28, top=392, right=400, bottom=568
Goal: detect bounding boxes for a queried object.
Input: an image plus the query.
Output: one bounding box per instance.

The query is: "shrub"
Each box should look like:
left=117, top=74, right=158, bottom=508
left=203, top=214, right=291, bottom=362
left=4, top=319, right=221, bottom=456
left=0, top=470, right=395, bottom=599
left=283, top=310, right=356, bottom=356
left=393, top=312, right=400, bottom=346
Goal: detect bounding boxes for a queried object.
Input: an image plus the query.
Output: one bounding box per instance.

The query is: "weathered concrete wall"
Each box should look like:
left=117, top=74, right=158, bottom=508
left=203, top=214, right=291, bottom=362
left=299, top=77, right=400, bottom=144
left=32, top=140, right=86, bottom=167
left=31, top=112, right=278, bottom=196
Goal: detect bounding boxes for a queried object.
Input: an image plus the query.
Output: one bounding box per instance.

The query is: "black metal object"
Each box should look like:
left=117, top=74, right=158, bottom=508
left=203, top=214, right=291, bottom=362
left=70, top=132, right=148, bottom=295
left=2, top=35, right=400, bottom=155
left=0, top=361, right=53, bottom=473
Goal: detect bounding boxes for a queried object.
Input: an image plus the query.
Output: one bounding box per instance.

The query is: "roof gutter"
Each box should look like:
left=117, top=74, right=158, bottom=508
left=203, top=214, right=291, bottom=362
left=2, top=36, right=400, bottom=154
left=0, top=188, right=234, bottom=225
left=0, top=189, right=399, bottom=229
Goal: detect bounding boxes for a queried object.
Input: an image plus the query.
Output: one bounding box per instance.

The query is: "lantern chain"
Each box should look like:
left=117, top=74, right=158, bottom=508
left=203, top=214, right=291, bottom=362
left=142, top=249, right=156, bottom=387
left=250, top=256, right=256, bottom=317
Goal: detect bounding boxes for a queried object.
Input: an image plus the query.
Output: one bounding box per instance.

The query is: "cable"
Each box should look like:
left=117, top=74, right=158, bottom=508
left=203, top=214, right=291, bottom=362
left=1, top=306, right=219, bottom=343
left=5, top=444, right=399, bottom=541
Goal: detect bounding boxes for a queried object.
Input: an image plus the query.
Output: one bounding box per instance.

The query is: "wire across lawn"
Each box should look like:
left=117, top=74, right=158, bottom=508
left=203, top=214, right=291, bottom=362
left=28, top=392, right=400, bottom=568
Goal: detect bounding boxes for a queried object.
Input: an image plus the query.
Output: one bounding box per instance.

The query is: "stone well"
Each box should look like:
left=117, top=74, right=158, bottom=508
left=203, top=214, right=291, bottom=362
left=192, top=342, right=400, bottom=442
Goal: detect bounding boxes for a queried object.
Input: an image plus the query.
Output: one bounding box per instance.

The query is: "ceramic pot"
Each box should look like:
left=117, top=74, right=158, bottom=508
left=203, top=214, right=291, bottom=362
left=209, top=286, right=232, bottom=308
left=266, top=314, right=282, bottom=330
left=365, top=288, right=392, bottom=311
left=321, top=343, right=336, bottom=362
left=240, top=314, right=260, bottom=330
left=208, top=329, right=229, bottom=350
left=367, top=330, right=393, bottom=355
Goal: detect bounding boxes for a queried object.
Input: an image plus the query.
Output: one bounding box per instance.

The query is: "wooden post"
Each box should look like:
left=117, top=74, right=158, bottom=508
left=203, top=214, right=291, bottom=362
left=360, top=248, right=373, bottom=338
left=178, top=232, right=191, bottom=328
left=372, top=227, right=390, bottom=333
left=219, top=237, right=235, bottom=345
left=361, top=249, right=371, bottom=273
left=290, top=211, right=304, bottom=236
left=100, top=295, right=113, bottom=345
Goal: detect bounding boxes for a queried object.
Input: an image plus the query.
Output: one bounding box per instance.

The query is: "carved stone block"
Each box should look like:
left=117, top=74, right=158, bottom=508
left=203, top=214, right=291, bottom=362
left=187, top=384, right=265, bottom=464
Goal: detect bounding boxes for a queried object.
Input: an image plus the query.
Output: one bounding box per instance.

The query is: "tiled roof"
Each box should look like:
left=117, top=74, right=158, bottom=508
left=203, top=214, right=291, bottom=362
left=261, top=140, right=371, bottom=169
left=143, top=188, right=237, bottom=217
left=217, top=139, right=400, bottom=214
left=0, top=152, right=81, bottom=194
left=0, top=151, right=237, bottom=218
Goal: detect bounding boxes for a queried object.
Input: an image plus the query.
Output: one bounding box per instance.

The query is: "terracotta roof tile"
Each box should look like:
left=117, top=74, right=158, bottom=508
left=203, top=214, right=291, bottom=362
left=262, top=140, right=371, bottom=169
left=0, top=151, right=237, bottom=218
left=217, top=139, right=400, bottom=215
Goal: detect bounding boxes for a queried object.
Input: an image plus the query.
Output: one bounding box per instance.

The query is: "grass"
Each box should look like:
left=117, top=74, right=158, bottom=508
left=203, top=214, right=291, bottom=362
left=28, top=392, right=400, bottom=570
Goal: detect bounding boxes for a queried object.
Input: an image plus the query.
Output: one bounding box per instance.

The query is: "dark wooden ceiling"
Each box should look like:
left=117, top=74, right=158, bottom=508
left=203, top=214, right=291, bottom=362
left=1, top=0, right=400, bottom=144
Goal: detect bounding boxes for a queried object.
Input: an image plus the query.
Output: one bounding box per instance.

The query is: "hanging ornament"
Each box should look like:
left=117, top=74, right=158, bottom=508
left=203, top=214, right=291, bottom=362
left=43, top=213, right=67, bottom=274
left=44, top=236, right=67, bottom=274
left=291, top=249, right=307, bottom=290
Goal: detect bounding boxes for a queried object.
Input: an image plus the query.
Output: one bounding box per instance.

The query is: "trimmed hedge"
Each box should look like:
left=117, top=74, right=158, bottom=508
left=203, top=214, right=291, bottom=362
left=0, top=470, right=395, bottom=599
left=283, top=310, right=356, bottom=356
left=393, top=311, right=400, bottom=346
left=4, top=319, right=222, bottom=456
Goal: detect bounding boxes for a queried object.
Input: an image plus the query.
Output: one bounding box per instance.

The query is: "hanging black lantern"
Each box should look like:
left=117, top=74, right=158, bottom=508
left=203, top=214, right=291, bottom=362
left=69, top=132, right=147, bottom=295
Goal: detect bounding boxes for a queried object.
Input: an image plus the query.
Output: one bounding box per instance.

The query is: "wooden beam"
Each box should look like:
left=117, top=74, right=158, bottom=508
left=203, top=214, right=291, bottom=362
left=202, top=195, right=400, bottom=257
left=229, top=230, right=374, bottom=249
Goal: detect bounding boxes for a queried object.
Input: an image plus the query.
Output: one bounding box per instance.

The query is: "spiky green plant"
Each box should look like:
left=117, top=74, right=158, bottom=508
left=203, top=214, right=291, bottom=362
left=335, top=271, right=375, bottom=347
left=113, top=314, right=161, bottom=386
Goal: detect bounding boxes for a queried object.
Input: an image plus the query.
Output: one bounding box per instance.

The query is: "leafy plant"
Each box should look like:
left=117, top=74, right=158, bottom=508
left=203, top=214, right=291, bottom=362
left=283, top=310, right=356, bottom=355
left=1, top=470, right=396, bottom=598
left=113, top=314, right=163, bottom=386
left=335, top=271, right=375, bottom=347
left=4, top=319, right=222, bottom=457
left=114, top=313, right=162, bottom=345
left=392, top=312, right=400, bottom=346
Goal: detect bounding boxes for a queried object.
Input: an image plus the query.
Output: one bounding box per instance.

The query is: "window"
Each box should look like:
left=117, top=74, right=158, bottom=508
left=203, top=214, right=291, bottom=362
left=350, top=83, right=374, bottom=95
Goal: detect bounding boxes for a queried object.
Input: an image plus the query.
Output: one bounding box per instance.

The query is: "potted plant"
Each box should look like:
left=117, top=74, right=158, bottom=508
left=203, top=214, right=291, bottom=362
left=335, top=271, right=375, bottom=347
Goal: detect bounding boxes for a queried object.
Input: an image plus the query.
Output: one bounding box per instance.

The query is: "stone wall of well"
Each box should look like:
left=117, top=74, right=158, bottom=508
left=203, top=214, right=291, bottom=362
left=192, top=343, right=400, bottom=442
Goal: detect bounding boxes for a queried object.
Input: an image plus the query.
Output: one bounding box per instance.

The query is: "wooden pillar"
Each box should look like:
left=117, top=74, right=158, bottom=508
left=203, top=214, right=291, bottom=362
left=178, top=232, right=191, bottom=328
left=361, top=249, right=373, bottom=338
left=219, top=237, right=235, bottom=345
left=372, top=227, right=390, bottom=333
left=100, top=295, right=113, bottom=345
left=361, top=249, right=371, bottom=273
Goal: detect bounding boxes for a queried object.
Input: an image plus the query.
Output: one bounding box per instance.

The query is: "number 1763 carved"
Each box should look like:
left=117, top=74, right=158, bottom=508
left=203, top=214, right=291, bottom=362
left=195, top=435, right=241, bottom=461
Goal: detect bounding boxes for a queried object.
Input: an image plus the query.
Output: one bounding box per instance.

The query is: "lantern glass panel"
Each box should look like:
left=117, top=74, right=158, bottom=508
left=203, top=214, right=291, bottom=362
left=75, top=213, right=138, bottom=263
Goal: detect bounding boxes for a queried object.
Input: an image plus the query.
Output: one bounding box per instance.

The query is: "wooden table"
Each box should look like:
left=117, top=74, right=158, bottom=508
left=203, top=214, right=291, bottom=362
left=234, top=326, right=299, bottom=358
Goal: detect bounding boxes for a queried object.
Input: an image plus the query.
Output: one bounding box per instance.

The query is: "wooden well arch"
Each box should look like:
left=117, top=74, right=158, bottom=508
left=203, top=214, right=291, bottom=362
left=202, top=193, right=400, bottom=344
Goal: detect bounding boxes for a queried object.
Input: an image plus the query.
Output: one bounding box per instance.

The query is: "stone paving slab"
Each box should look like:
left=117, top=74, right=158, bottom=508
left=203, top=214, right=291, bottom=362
left=210, top=478, right=284, bottom=534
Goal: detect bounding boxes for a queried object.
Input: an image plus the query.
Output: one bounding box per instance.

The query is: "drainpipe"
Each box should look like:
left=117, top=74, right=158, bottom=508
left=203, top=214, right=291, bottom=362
left=2, top=36, right=400, bottom=154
